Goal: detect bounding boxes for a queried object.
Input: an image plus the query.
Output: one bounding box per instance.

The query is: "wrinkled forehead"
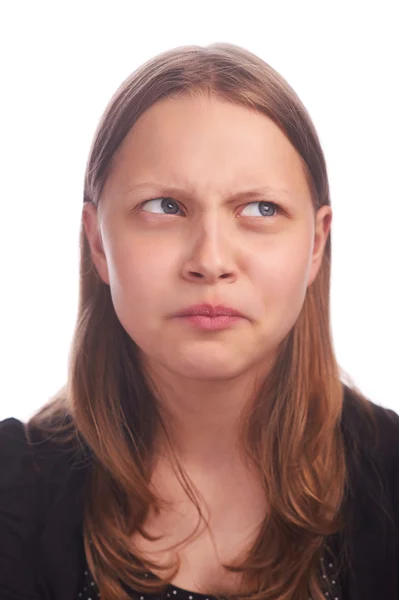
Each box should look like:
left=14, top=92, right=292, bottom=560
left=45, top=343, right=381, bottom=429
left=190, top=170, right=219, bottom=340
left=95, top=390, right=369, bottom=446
left=101, top=94, right=316, bottom=210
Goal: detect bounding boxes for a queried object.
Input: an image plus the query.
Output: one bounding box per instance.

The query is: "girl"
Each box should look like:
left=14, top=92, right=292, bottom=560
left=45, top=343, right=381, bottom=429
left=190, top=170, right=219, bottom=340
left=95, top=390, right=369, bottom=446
left=1, top=43, right=398, bottom=600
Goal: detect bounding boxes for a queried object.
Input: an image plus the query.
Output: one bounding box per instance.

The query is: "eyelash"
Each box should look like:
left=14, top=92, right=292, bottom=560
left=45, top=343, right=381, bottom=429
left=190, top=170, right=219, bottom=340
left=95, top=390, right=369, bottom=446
left=139, top=197, right=283, bottom=218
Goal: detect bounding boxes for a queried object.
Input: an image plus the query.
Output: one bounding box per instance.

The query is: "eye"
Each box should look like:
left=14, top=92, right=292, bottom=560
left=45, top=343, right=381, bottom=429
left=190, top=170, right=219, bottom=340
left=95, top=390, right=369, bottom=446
left=240, top=201, right=281, bottom=218
left=140, top=197, right=183, bottom=215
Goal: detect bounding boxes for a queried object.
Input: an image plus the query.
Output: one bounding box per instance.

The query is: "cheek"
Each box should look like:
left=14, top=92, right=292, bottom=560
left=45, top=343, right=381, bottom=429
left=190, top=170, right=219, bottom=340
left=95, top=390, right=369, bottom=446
left=105, top=238, right=174, bottom=335
left=112, top=256, right=164, bottom=305
left=251, top=240, right=312, bottom=307
left=249, top=243, right=311, bottom=349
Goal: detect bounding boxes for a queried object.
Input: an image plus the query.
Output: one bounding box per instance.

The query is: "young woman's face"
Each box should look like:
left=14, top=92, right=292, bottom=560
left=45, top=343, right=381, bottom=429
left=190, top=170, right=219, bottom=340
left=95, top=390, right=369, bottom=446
left=83, top=94, right=331, bottom=382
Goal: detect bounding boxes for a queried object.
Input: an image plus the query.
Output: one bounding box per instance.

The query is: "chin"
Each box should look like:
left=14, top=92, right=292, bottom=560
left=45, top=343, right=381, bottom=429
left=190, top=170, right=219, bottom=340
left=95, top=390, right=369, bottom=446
left=171, top=352, right=247, bottom=381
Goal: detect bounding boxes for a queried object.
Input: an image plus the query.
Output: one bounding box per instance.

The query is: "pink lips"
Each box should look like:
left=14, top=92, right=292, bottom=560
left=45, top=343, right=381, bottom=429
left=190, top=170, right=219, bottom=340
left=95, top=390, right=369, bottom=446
left=176, top=304, right=244, bottom=318
left=174, top=304, right=245, bottom=331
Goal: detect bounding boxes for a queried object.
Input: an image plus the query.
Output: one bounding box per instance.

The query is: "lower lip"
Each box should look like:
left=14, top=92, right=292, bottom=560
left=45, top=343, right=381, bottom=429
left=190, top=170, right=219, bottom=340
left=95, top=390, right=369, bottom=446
left=177, top=315, right=243, bottom=330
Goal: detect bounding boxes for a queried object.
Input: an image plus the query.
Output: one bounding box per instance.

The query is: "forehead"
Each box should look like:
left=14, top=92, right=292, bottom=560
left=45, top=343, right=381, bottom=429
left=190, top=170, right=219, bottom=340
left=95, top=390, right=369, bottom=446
left=105, top=94, right=312, bottom=204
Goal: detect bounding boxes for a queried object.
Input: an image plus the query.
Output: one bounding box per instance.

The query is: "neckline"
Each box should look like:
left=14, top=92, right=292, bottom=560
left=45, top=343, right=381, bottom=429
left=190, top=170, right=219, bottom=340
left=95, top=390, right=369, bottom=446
left=145, top=571, right=222, bottom=598
left=165, top=583, right=219, bottom=598
left=83, top=558, right=220, bottom=598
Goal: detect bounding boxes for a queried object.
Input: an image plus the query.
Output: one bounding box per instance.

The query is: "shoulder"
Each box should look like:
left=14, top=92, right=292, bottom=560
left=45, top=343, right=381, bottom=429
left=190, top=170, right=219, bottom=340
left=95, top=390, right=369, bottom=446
left=338, top=388, right=399, bottom=597
left=0, top=412, right=90, bottom=530
left=341, top=384, right=399, bottom=473
left=340, top=383, right=399, bottom=533
left=0, top=417, right=40, bottom=492
left=0, top=416, right=29, bottom=450
left=0, top=414, right=91, bottom=487
left=0, top=418, right=44, bottom=595
left=0, top=416, right=91, bottom=597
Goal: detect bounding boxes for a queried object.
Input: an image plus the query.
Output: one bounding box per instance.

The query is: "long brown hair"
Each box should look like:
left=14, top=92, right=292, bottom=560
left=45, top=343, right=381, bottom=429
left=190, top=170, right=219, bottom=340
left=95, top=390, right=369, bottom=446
left=27, top=43, right=377, bottom=600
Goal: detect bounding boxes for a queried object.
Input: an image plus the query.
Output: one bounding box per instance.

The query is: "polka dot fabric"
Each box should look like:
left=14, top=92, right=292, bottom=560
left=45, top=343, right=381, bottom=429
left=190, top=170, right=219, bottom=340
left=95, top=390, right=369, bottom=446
left=77, top=556, right=343, bottom=600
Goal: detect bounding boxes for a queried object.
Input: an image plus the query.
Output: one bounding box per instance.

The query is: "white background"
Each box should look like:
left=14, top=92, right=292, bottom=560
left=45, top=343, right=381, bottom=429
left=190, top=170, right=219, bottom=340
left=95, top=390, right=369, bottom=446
left=0, top=1, right=398, bottom=421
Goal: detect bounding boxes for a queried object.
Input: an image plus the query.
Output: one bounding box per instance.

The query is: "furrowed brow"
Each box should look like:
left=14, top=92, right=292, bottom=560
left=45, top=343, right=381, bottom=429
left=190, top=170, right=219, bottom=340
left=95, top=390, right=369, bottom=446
left=126, top=182, right=293, bottom=203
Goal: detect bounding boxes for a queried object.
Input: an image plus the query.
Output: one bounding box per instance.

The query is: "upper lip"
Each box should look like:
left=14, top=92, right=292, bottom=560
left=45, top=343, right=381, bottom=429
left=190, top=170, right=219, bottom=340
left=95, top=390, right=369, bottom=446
left=175, top=303, right=245, bottom=318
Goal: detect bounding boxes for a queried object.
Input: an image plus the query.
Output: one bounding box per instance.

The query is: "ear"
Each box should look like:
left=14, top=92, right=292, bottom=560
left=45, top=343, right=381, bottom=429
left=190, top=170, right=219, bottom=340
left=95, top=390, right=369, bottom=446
left=307, top=205, right=332, bottom=287
left=82, top=202, right=110, bottom=285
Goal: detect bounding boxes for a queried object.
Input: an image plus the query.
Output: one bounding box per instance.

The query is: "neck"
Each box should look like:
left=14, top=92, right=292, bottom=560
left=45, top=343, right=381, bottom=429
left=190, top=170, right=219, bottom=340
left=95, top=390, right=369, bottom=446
left=144, top=362, right=270, bottom=471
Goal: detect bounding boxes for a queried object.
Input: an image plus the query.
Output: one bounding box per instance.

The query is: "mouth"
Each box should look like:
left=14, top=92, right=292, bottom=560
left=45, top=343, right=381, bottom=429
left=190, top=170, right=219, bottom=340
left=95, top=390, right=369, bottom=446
left=175, top=303, right=245, bottom=318
left=174, top=304, right=246, bottom=331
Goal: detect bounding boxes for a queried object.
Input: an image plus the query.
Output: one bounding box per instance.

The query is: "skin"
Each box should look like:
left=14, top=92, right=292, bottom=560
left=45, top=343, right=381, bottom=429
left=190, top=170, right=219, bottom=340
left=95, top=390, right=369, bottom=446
left=82, top=93, right=332, bottom=472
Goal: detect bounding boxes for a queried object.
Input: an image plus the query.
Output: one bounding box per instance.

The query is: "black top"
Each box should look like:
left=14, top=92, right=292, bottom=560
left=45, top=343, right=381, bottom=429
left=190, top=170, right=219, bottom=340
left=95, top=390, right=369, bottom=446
left=75, top=557, right=342, bottom=600
left=0, top=384, right=398, bottom=600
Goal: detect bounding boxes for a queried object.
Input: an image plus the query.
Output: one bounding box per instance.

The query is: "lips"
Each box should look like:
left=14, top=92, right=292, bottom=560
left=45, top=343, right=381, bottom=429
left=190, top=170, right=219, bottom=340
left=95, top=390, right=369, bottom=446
left=175, top=303, right=245, bottom=318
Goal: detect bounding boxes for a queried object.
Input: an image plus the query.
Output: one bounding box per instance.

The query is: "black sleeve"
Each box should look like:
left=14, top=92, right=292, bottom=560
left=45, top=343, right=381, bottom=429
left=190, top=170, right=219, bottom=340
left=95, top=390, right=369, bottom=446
left=388, top=409, right=399, bottom=600
left=0, top=418, right=43, bottom=599
left=395, top=466, right=399, bottom=600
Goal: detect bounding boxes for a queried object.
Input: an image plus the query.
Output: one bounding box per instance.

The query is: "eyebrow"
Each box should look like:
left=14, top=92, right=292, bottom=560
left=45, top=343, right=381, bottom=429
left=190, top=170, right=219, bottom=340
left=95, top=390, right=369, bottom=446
left=125, top=182, right=294, bottom=203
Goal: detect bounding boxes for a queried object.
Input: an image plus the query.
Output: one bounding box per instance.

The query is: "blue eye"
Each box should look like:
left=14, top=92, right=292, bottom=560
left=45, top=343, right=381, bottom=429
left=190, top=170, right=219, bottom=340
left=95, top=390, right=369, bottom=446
left=240, top=201, right=280, bottom=217
left=139, top=198, right=281, bottom=218
left=141, top=197, right=182, bottom=215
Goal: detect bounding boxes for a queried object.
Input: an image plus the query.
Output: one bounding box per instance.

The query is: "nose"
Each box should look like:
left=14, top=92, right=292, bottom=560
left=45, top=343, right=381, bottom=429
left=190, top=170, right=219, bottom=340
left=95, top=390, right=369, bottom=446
left=181, top=213, right=238, bottom=285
